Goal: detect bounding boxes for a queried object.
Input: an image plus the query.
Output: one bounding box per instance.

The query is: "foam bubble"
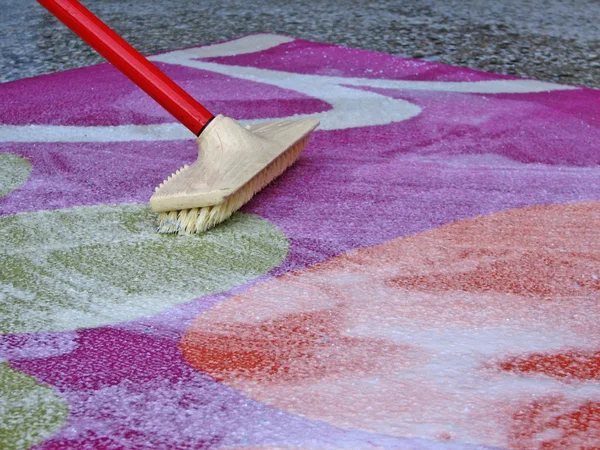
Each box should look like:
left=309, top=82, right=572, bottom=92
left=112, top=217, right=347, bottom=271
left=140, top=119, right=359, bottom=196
left=0, top=205, right=288, bottom=334
left=0, top=362, right=68, bottom=447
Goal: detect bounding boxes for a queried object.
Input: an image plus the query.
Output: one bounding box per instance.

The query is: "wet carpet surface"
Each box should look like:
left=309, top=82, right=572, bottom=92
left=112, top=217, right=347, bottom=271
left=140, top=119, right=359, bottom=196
left=1, top=34, right=600, bottom=449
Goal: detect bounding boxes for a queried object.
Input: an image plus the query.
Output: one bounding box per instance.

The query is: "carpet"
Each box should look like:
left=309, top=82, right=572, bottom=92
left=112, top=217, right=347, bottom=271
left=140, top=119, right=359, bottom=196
left=1, top=33, right=599, bottom=449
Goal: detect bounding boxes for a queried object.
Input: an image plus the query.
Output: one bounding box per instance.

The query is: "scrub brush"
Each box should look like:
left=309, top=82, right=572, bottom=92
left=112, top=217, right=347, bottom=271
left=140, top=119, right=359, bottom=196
left=38, top=0, right=319, bottom=234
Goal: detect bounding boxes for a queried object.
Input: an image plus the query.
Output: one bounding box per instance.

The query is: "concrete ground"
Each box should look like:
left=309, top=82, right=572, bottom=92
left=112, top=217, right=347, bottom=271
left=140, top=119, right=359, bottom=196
left=1, top=0, right=599, bottom=88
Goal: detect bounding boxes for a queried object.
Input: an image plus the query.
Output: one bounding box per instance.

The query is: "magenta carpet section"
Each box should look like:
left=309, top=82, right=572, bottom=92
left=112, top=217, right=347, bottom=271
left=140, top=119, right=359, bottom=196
left=1, top=34, right=599, bottom=449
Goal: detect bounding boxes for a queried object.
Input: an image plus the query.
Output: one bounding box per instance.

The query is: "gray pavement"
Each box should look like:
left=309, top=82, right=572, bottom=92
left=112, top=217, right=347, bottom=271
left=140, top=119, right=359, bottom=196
left=0, top=0, right=599, bottom=88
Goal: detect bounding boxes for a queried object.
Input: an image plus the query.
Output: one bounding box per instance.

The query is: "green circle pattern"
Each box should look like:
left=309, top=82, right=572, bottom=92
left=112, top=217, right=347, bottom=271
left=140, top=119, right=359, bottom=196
left=0, top=154, right=31, bottom=198
left=0, top=363, right=68, bottom=449
left=0, top=204, right=289, bottom=334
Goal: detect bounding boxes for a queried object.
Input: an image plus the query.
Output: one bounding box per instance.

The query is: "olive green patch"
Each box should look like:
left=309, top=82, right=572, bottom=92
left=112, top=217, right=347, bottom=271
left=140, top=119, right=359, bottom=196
left=0, top=204, right=289, bottom=334
left=0, top=154, right=32, bottom=198
left=0, top=363, right=68, bottom=449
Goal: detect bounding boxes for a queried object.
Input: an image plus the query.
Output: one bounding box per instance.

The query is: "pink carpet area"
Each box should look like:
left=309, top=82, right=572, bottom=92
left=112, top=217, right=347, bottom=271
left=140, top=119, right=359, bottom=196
left=1, top=33, right=600, bottom=449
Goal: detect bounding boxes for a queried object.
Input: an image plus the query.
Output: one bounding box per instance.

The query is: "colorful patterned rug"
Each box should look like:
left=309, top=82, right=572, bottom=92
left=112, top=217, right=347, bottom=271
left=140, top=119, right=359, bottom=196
left=1, top=34, right=599, bottom=450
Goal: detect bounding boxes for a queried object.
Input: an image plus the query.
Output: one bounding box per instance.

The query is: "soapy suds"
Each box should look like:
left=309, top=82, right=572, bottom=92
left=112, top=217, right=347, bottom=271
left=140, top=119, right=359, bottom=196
left=0, top=332, right=78, bottom=362
left=0, top=153, right=31, bottom=198
left=0, top=205, right=288, bottom=334
left=183, top=202, right=600, bottom=448
left=0, top=363, right=68, bottom=449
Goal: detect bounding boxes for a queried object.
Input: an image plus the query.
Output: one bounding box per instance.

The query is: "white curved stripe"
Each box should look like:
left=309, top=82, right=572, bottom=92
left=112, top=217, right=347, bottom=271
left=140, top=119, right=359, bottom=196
left=340, top=77, right=578, bottom=93
left=154, top=53, right=576, bottom=95
left=0, top=123, right=191, bottom=143
left=0, top=96, right=420, bottom=143
left=150, top=57, right=423, bottom=131
left=0, top=34, right=577, bottom=143
left=156, top=33, right=576, bottom=93
left=162, top=33, right=295, bottom=59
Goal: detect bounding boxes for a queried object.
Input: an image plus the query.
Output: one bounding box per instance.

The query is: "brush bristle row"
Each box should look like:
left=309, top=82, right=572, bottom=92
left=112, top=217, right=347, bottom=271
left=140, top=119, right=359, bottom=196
left=156, top=137, right=309, bottom=234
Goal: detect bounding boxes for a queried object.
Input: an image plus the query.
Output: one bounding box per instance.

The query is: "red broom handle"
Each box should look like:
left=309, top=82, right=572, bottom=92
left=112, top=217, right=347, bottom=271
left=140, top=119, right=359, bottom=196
left=37, top=0, right=214, bottom=136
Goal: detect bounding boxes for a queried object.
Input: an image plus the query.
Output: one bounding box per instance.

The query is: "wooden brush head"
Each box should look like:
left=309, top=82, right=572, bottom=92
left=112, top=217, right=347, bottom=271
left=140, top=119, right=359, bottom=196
left=149, top=114, right=319, bottom=213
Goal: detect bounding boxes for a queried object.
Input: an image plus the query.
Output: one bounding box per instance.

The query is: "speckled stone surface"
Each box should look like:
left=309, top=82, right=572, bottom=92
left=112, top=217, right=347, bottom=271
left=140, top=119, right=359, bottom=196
left=1, top=0, right=599, bottom=87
